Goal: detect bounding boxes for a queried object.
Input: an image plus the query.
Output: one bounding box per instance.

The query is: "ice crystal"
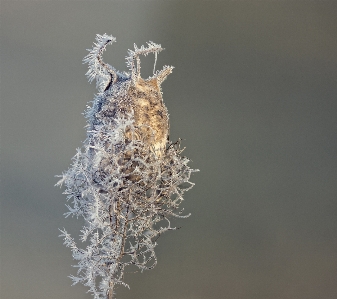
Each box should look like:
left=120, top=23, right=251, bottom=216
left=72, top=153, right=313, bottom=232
left=57, top=34, right=197, bottom=299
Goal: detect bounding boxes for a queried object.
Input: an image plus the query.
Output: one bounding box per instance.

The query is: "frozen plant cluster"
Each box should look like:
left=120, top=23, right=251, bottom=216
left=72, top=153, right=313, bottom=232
left=57, top=34, right=197, bottom=299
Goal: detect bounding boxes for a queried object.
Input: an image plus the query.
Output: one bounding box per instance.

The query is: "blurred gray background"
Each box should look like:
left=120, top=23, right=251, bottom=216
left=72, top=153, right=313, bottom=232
left=1, top=1, right=337, bottom=298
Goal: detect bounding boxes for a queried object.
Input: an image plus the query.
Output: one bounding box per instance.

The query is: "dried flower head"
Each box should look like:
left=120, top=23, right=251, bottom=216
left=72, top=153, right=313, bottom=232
left=56, top=34, right=198, bottom=299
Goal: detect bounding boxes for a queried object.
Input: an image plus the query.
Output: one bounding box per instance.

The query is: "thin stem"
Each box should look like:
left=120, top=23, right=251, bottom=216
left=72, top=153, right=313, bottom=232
left=108, top=280, right=114, bottom=299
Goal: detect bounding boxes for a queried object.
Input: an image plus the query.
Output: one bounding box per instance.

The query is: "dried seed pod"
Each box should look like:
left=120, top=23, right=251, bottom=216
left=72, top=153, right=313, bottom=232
left=57, top=34, right=197, bottom=299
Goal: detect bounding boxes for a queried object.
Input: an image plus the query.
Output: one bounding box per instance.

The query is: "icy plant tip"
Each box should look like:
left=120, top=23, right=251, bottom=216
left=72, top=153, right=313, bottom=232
left=56, top=34, right=198, bottom=299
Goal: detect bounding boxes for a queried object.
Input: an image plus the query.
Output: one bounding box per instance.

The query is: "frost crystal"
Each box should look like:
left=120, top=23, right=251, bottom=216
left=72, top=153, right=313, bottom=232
left=57, top=34, right=197, bottom=299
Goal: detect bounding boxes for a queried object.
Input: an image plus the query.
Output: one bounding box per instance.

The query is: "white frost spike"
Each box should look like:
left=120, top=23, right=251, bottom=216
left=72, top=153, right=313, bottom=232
left=83, top=34, right=117, bottom=92
left=57, top=34, right=198, bottom=299
left=125, top=41, right=166, bottom=83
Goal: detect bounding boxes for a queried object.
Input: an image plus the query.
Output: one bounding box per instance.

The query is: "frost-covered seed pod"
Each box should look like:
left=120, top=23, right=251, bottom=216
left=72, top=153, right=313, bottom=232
left=57, top=34, right=197, bottom=299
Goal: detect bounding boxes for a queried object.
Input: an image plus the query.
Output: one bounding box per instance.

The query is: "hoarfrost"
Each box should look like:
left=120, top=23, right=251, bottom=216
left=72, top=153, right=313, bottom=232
left=57, top=34, right=198, bottom=299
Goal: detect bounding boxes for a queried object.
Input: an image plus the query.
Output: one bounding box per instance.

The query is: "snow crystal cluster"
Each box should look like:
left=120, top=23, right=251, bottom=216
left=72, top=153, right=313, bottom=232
left=57, top=34, right=197, bottom=299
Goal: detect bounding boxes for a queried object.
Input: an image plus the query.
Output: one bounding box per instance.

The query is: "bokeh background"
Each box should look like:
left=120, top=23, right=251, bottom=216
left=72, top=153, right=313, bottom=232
left=1, top=1, right=337, bottom=298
